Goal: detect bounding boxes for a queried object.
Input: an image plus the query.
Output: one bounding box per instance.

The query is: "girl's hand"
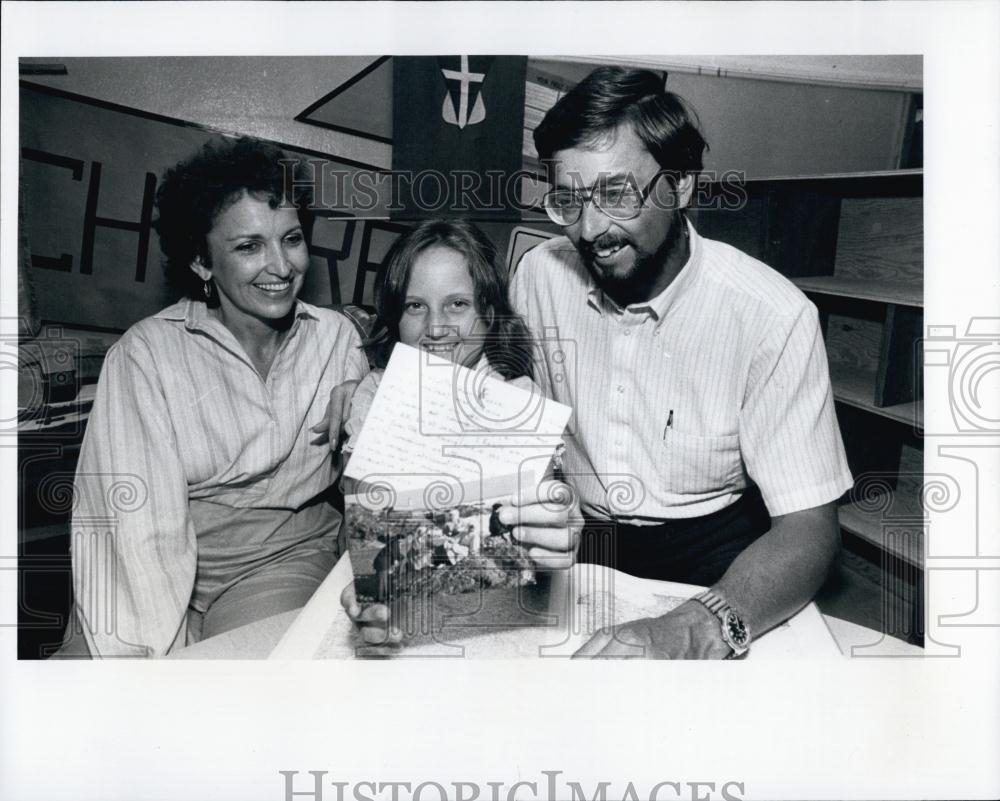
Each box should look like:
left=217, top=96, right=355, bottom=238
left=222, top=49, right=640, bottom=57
left=339, top=584, right=402, bottom=645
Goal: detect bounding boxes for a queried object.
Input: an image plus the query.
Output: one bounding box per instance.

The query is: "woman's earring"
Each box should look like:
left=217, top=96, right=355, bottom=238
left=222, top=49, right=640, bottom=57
left=203, top=280, right=213, bottom=300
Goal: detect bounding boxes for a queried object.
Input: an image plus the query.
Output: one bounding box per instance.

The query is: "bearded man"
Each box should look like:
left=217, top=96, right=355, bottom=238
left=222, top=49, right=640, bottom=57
left=507, top=67, right=853, bottom=659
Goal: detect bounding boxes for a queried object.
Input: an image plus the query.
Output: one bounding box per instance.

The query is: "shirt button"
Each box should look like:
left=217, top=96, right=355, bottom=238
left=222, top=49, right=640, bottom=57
left=624, top=330, right=631, bottom=337
left=616, top=385, right=624, bottom=393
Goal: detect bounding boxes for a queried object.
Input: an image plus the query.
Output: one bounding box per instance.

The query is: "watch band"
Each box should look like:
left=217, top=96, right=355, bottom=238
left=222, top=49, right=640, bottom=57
left=695, top=589, right=729, bottom=615
left=693, top=589, right=751, bottom=657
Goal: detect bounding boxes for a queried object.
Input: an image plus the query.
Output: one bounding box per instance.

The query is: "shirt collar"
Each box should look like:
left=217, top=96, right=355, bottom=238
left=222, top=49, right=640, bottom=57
left=584, top=218, right=703, bottom=323
left=154, top=298, right=319, bottom=333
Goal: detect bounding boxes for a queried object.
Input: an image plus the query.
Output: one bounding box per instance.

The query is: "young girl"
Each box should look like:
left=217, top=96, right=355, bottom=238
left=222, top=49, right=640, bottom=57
left=340, top=220, right=546, bottom=644
left=342, top=219, right=537, bottom=454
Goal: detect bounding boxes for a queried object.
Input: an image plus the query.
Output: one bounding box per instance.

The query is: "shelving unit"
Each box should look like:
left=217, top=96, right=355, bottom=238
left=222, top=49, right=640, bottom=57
left=790, top=276, right=922, bottom=308
left=695, top=168, right=924, bottom=641
left=827, top=362, right=922, bottom=427
left=838, top=494, right=923, bottom=568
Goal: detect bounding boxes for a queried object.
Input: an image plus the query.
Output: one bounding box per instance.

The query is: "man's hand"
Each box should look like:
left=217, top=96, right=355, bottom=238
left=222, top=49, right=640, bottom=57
left=311, top=379, right=361, bottom=448
left=573, top=599, right=731, bottom=659
left=339, top=584, right=402, bottom=646
left=496, top=479, right=581, bottom=569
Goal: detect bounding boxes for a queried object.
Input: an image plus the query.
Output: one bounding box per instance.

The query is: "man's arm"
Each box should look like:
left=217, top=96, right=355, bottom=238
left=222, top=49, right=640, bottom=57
left=574, top=501, right=840, bottom=659
left=716, top=501, right=840, bottom=637
left=578, top=299, right=849, bottom=658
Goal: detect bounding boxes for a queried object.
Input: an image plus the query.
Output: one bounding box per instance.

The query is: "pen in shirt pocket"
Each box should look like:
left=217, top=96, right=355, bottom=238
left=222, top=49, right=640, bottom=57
left=662, top=409, right=674, bottom=439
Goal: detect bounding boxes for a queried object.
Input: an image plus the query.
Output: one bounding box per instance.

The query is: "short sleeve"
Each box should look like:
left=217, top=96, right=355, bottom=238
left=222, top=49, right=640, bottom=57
left=739, top=304, right=853, bottom=516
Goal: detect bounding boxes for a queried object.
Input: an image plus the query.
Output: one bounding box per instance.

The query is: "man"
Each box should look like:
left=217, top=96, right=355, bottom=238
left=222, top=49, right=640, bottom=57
left=504, top=67, right=853, bottom=658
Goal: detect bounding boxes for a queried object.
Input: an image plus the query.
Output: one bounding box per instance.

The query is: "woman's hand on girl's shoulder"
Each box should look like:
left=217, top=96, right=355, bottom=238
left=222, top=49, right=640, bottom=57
left=311, top=379, right=361, bottom=449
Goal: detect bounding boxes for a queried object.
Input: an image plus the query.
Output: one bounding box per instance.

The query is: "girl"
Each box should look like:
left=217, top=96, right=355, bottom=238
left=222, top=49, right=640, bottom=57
left=340, top=220, right=546, bottom=645
left=342, top=219, right=536, bottom=453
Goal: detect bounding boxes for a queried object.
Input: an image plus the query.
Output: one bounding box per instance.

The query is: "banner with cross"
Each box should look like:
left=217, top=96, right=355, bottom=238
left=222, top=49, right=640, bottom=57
left=391, top=55, right=527, bottom=221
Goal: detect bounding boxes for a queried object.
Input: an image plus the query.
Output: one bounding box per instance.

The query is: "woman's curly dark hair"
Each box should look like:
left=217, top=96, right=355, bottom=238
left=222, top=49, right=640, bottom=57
left=365, top=220, right=534, bottom=382
left=152, top=136, right=314, bottom=300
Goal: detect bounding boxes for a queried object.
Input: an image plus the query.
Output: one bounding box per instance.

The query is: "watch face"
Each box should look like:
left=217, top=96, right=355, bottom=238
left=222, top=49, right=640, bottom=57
left=724, top=611, right=749, bottom=648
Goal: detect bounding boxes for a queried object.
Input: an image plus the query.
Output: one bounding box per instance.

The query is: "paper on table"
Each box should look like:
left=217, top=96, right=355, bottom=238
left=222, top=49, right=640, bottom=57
left=269, top=562, right=841, bottom=660
left=395, top=566, right=841, bottom=659
left=344, top=343, right=572, bottom=507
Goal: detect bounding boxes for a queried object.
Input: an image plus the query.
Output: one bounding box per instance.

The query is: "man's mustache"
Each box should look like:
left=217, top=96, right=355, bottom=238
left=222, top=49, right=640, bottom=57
left=582, top=235, right=632, bottom=257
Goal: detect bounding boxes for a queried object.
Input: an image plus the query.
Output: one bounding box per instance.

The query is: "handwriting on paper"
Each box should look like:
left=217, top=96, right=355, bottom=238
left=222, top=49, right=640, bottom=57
left=345, top=344, right=571, bottom=506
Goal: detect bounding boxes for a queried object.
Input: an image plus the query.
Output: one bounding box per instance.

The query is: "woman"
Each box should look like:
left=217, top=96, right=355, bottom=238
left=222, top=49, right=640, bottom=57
left=65, top=137, right=368, bottom=657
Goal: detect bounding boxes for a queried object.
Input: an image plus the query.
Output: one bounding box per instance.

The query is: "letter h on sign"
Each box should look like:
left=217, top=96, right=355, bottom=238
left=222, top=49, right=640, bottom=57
left=80, top=161, right=158, bottom=282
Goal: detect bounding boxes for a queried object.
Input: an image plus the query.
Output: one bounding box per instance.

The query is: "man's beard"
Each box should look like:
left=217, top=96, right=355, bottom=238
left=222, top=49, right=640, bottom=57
left=580, top=213, right=685, bottom=307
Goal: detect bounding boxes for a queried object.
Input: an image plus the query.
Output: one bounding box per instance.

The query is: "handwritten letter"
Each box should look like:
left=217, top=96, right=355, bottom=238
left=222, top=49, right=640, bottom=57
left=345, top=345, right=571, bottom=507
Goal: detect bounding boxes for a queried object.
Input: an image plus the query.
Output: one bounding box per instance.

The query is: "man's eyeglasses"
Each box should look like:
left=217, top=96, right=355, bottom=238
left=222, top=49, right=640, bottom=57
left=540, top=171, right=671, bottom=227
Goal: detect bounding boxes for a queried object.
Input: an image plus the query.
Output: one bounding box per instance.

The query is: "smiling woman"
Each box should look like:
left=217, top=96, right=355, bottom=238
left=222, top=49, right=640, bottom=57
left=192, top=194, right=311, bottom=377
left=60, top=138, right=370, bottom=658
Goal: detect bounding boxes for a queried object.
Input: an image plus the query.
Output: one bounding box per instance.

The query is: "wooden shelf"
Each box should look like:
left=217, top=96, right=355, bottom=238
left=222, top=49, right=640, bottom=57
left=829, top=363, right=922, bottom=427
left=712, top=169, right=923, bottom=199
left=702, top=166, right=925, bottom=579
left=699, top=169, right=926, bottom=576
left=793, top=275, right=922, bottom=307
left=839, top=490, right=924, bottom=568
left=743, top=168, right=923, bottom=183
left=740, top=169, right=923, bottom=199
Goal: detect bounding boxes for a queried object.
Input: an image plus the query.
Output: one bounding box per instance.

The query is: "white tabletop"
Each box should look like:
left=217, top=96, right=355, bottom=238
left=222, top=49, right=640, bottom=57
left=171, top=558, right=923, bottom=659
left=172, top=557, right=923, bottom=660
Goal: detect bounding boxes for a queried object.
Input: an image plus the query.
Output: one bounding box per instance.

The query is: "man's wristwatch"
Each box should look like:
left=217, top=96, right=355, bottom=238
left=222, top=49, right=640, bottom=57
left=693, top=589, right=751, bottom=658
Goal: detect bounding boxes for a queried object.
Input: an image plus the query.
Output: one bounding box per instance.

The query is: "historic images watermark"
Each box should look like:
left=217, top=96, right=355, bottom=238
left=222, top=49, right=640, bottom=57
left=278, top=770, right=746, bottom=801
left=277, top=163, right=750, bottom=218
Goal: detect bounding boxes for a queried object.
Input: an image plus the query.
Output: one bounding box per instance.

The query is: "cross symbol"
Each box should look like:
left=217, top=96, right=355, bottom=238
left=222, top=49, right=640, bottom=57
left=441, top=56, right=486, bottom=129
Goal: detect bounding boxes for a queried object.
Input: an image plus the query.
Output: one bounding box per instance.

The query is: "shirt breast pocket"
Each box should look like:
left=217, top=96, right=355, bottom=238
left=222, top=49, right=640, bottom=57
left=660, top=430, right=743, bottom=496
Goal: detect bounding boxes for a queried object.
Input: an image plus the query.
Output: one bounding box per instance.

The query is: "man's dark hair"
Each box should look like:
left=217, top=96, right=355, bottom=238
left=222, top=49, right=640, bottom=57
left=153, top=136, right=314, bottom=300
left=533, top=67, right=708, bottom=181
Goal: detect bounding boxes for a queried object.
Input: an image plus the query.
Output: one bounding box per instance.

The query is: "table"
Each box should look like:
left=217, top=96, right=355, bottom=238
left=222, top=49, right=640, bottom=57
left=171, top=557, right=923, bottom=659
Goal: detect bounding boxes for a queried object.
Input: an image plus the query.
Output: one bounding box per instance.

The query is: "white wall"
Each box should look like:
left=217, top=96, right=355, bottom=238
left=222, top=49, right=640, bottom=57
left=21, top=56, right=392, bottom=168
left=552, top=55, right=923, bottom=92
